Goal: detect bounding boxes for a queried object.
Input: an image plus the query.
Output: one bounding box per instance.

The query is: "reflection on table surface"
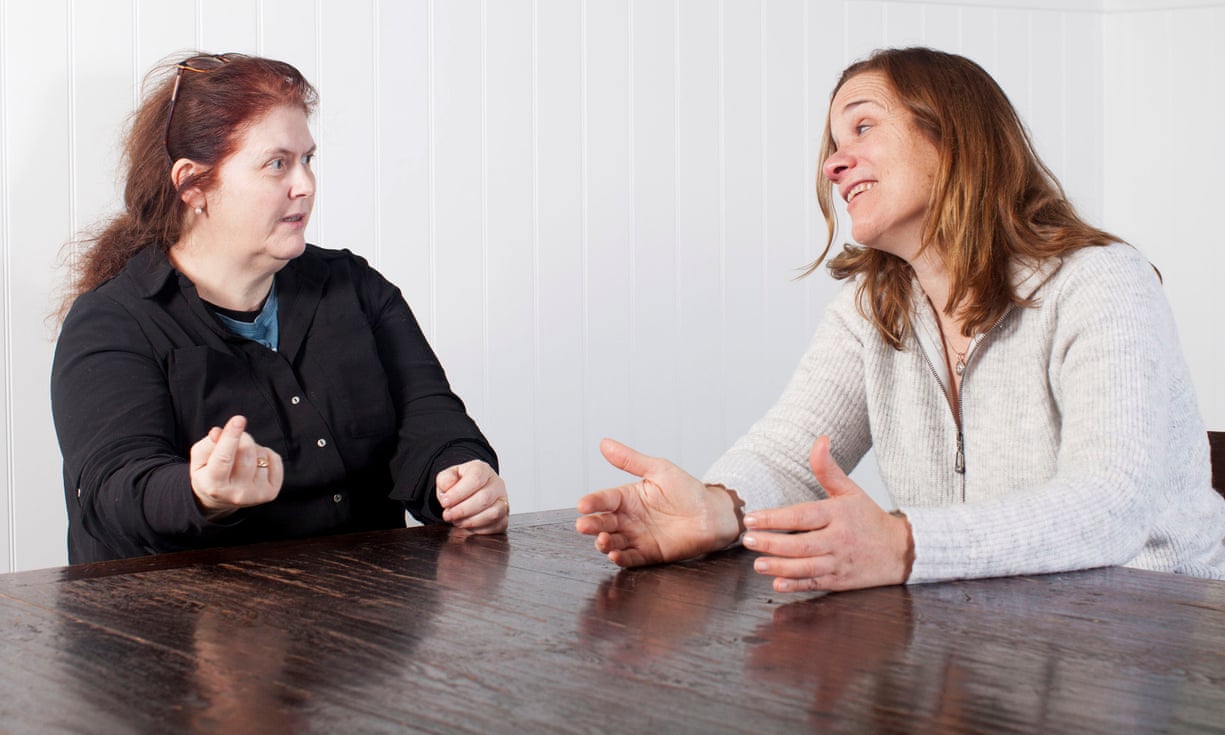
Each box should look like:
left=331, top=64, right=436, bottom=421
left=1, top=509, right=1222, bottom=734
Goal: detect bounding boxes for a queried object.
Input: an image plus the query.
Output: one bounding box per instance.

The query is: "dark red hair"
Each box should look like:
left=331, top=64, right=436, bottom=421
left=62, top=52, right=317, bottom=315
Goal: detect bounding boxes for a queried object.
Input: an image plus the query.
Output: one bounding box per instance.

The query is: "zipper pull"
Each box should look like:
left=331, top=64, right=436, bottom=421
left=955, top=432, right=966, bottom=474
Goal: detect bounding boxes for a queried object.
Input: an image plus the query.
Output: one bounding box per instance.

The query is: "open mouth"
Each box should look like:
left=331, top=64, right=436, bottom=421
left=281, top=214, right=306, bottom=224
left=845, top=181, right=875, bottom=204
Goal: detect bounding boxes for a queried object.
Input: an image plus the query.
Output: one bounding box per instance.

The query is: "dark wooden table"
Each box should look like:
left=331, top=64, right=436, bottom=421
left=2, top=510, right=1223, bottom=734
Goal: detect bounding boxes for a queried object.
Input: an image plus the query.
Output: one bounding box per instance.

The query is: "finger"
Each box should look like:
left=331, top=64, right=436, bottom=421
left=208, top=415, right=247, bottom=472
left=457, top=498, right=509, bottom=534
left=742, top=529, right=834, bottom=558
left=594, top=531, right=631, bottom=554
left=607, top=547, right=650, bottom=568
left=576, top=487, right=627, bottom=516
left=599, top=438, right=661, bottom=480
left=235, top=431, right=261, bottom=477
left=744, top=501, right=828, bottom=532
left=575, top=511, right=620, bottom=536
left=189, top=431, right=220, bottom=470
left=435, top=465, right=461, bottom=496
left=774, top=576, right=830, bottom=594
left=260, top=448, right=285, bottom=494
left=809, top=435, right=860, bottom=499
left=444, top=475, right=503, bottom=523
left=439, top=463, right=492, bottom=510
left=753, top=552, right=836, bottom=581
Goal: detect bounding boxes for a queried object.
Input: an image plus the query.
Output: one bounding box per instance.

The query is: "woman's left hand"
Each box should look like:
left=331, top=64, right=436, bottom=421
left=742, top=436, right=914, bottom=593
left=436, top=460, right=509, bottom=534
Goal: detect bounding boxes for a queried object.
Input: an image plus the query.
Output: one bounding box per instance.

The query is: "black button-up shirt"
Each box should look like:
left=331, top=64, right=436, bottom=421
left=52, top=244, right=496, bottom=563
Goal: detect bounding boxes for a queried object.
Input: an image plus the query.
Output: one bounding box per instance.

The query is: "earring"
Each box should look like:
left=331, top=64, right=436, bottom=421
left=194, top=207, right=203, bottom=215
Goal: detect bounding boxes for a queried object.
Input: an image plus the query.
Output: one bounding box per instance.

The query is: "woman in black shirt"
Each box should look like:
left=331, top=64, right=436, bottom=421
left=53, top=53, right=507, bottom=563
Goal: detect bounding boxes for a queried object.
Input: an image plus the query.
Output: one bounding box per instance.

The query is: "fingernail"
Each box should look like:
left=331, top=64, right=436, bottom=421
left=742, top=533, right=757, bottom=549
left=743, top=514, right=758, bottom=527
left=754, top=558, right=768, bottom=572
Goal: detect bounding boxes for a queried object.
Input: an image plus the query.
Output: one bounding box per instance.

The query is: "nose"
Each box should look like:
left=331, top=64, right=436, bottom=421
left=291, top=163, right=315, bottom=199
left=822, top=149, right=851, bottom=183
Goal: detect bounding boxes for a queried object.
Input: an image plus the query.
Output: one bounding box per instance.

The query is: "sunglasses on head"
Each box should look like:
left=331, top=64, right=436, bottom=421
left=163, top=53, right=246, bottom=159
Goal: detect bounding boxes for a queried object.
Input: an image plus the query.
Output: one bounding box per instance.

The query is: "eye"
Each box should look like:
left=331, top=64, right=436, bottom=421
left=303, top=153, right=315, bottom=166
left=267, top=158, right=285, bottom=170
left=855, top=123, right=872, bottom=136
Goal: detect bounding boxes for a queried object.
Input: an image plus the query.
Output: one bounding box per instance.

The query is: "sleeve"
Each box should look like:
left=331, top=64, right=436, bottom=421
left=355, top=259, right=498, bottom=523
left=702, top=281, right=874, bottom=511
left=51, top=292, right=239, bottom=560
left=902, top=246, right=1177, bottom=583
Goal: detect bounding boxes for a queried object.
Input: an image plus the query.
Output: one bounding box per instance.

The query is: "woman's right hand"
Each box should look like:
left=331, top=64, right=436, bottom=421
left=189, top=415, right=283, bottom=518
left=575, top=438, right=744, bottom=567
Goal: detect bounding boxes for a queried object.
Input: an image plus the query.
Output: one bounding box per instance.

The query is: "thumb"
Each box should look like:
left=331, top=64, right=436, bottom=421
left=600, top=438, right=658, bottom=480
left=808, top=435, right=859, bottom=498
left=436, top=465, right=461, bottom=495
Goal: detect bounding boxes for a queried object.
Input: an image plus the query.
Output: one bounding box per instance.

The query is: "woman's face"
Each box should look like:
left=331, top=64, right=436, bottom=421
left=203, top=104, right=316, bottom=269
left=821, top=71, right=939, bottom=262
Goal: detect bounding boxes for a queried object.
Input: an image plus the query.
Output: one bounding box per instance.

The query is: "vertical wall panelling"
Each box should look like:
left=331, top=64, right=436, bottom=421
left=921, top=3, right=961, bottom=53
left=483, top=0, right=537, bottom=508
left=583, top=0, right=634, bottom=492
left=431, top=0, right=487, bottom=425
left=135, top=1, right=199, bottom=103
left=1060, top=10, right=1103, bottom=222
left=959, top=5, right=997, bottom=75
left=376, top=0, right=433, bottom=341
left=0, top=0, right=11, bottom=571
left=628, top=0, right=680, bottom=462
left=675, top=0, right=723, bottom=472
left=1104, top=5, right=1224, bottom=430
left=317, top=0, right=377, bottom=265
left=1028, top=11, right=1067, bottom=191
left=534, top=0, right=585, bottom=508
left=883, top=1, right=924, bottom=47
left=719, top=0, right=768, bottom=445
left=762, top=0, right=811, bottom=395
left=199, top=0, right=259, bottom=53
left=6, top=0, right=72, bottom=571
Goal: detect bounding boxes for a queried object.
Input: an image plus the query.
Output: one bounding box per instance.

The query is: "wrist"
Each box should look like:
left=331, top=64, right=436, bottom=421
left=890, top=509, right=915, bottom=583
left=704, top=483, right=746, bottom=550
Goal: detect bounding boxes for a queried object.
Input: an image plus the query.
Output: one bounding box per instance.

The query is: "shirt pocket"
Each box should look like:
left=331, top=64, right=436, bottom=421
left=166, top=345, right=289, bottom=454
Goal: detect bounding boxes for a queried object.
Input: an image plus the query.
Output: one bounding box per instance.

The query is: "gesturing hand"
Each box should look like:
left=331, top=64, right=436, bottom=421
left=436, top=460, right=509, bottom=534
left=742, top=435, right=913, bottom=593
left=190, top=415, right=283, bottom=518
left=575, top=438, right=744, bottom=567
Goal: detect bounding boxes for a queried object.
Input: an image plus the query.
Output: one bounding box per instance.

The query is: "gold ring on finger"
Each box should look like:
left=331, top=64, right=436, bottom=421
left=256, top=456, right=270, bottom=469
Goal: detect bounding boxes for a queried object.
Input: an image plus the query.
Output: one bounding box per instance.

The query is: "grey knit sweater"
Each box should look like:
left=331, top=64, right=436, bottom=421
left=704, top=243, right=1225, bottom=583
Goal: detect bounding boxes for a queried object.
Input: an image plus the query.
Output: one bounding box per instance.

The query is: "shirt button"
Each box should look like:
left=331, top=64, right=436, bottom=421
left=332, top=493, right=343, bottom=504
left=291, top=395, right=301, bottom=405
left=316, top=438, right=327, bottom=448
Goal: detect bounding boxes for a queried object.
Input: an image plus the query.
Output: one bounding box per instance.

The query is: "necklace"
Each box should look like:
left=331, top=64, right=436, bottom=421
left=951, top=345, right=967, bottom=376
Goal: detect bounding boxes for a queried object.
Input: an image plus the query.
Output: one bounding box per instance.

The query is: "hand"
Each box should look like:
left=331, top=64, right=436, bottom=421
left=436, top=460, right=509, bottom=534
left=742, top=435, right=913, bottom=593
left=190, top=415, right=283, bottom=517
left=575, top=438, right=744, bottom=567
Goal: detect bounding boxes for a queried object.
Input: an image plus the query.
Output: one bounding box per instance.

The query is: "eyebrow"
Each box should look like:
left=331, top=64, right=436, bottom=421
left=837, top=98, right=881, bottom=116
left=262, top=144, right=317, bottom=158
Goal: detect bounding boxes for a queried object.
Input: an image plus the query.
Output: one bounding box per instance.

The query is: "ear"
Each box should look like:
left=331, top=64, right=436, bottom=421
left=171, top=158, right=208, bottom=211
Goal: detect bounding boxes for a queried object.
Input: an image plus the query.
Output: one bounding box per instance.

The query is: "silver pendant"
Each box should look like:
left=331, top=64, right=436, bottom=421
left=955, top=359, right=965, bottom=376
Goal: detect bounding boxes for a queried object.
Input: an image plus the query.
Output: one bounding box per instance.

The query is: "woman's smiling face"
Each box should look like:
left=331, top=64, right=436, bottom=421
left=821, top=71, right=940, bottom=262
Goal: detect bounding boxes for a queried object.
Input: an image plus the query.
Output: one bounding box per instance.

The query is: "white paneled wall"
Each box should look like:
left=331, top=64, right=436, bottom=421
left=1103, top=3, right=1225, bottom=436
left=0, top=0, right=1215, bottom=571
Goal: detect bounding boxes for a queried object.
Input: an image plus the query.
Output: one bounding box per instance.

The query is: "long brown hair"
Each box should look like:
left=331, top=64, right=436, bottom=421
left=808, top=47, right=1117, bottom=348
left=60, top=52, right=317, bottom=317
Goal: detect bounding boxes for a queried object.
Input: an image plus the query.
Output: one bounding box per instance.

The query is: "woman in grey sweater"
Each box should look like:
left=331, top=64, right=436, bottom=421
left=576, top=47, right=1225, bottom=591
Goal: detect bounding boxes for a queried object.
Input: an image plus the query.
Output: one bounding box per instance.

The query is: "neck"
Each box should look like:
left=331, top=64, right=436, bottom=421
left=907, top=246, right=971, bottom=341
left=169, top=234, right=276, bottom=311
